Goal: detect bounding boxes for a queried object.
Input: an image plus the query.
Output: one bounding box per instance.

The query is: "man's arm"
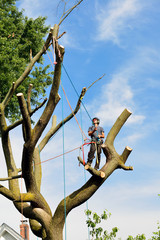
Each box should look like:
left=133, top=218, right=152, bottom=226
left=99, top=131, right=104, bottom=138
left=88, top=127, right=97, bottom=136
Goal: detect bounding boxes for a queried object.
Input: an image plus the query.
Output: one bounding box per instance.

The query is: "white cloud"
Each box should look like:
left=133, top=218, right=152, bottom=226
left=96, top=0, right=143, bottom=44
left=89, top=70, right=143, bottom=127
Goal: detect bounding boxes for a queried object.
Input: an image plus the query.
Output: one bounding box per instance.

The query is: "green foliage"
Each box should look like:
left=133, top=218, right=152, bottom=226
left=127, top=223, right=160, bottom=240
left=0, top=0, right=53, bottom=122
left=85, top=209, right=118, bottom=240
left=85, top=210, right=160, bottom=240
left=149, top=222, right=160, bottom=240
left=127, top=234, right=146, bottom=240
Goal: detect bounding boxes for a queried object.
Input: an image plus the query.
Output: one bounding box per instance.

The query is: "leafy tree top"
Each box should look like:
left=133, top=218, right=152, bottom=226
left=0, top=0, right=53, bottom=122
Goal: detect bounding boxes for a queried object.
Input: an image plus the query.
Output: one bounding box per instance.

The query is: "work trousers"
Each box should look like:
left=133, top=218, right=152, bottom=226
left=87, top=142, right=102, bottom=169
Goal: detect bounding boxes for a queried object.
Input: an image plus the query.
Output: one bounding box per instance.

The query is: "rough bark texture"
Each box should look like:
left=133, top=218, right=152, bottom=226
left=0, top=4, right=133, bottom=240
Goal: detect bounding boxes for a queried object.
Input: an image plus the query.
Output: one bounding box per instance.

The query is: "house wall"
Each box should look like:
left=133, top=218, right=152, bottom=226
left=0, top=231, right=18, bottom=240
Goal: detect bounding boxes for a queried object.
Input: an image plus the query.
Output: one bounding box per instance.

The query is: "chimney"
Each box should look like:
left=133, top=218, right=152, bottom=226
left=20, top=220, right=29, bottom=240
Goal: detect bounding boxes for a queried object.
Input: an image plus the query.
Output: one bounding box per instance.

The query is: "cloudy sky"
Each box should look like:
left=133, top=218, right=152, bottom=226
left=1, top=0, right=160, bottom=239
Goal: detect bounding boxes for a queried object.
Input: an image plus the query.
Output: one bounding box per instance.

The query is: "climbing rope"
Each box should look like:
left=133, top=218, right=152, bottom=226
left=80, top=108, right=90, bottom=240
left=61, top=84, right=87, bottom=140
left=45, top=45, right=95, bottom=240
left=61, top=78, right=67, bottom=240
left=62, top=64, right=92, bottom=122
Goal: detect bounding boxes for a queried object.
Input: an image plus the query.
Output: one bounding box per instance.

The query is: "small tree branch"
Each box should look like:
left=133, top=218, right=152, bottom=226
left=118, top=161, right=133, bottom=171
left=58, top=0, right=84, bottom=26
left=117, top=146, right=133, bottom=170
left=58, top=31, right=66, bottom=39
left=86, top=74, right=105, bottom=91
left=38, top=87, right=86, bottom=151
left=17, top=93, right=32, bottom=141
left=31, top=98, right=48, bottom=115
left=6, top=98, right=48, bottom=132
left=2, top=82, right=15, bottom=107
left=121, top=146, right=133, bottom=163
left=0, top=174, right=22, bottom=181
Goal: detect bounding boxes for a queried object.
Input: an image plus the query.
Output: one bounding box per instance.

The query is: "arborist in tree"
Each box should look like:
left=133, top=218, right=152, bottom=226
left=86, top=117, right=105, bottom=170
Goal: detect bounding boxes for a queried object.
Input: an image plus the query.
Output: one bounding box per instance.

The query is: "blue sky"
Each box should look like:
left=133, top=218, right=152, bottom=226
left=0, top=0, right=160, bottom=239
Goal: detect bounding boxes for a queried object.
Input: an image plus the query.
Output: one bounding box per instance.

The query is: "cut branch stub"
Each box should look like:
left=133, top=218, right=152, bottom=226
left=78, top=156, right=105, bottom=178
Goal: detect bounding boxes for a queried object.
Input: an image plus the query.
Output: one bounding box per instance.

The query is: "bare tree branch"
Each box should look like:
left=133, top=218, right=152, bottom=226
left=6, top=98, right=47, bottom=132
left=86, top=74, right=105, bottom=91
left=58, top=0, right=84, bottom=26
left=38, top=87, right=86, bottom=151
left=0, top=174, right=22, bottom=181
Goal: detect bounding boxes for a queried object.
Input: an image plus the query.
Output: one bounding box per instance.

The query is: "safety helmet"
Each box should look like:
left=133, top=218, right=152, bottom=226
left=92, top=117, right=100, bottom=125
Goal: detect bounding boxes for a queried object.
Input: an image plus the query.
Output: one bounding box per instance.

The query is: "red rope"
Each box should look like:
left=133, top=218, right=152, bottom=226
left=36, top=141, right=95, bottom=165
left=61, top=85, right=87, bottom=140
left=81, top=141, right=96, bottom=165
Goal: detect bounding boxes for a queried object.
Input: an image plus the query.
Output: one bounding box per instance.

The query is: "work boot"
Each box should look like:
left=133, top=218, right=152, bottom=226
left=94, top=165, right=99, bottom=170
left=86, top=161, right=91, bottom=167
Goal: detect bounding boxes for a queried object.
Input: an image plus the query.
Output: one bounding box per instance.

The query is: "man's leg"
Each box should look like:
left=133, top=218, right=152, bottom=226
left=87, top=143, right=96, bottom=166
left=94, top=144, right=102, bottom=170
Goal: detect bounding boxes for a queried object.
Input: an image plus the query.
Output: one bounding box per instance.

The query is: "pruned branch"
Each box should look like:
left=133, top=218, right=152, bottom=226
left=78, top=156, right=105, bottom=178
left=106, top=108, right=132, bottom=146
left=121, top=146, right=133, bottom=163
left=17, top=93, right=32, bottom=141
left=32, top=44, right=64, bottom=146
left=0, top=174, right=22, bottom=181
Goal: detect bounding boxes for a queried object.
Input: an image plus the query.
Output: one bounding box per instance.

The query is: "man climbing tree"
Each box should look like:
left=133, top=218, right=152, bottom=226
left=0, top=0, right=133, bottom=240
left=87, top=117, right=105, bottom=170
